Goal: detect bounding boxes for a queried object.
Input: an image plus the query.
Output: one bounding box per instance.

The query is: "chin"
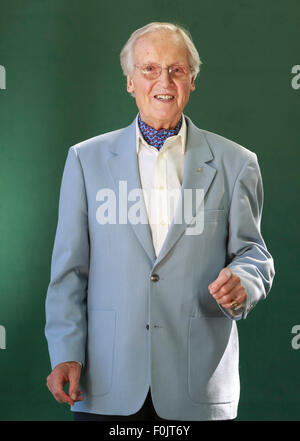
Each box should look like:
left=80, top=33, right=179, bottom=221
left=151, top=108, right=177, bottom=120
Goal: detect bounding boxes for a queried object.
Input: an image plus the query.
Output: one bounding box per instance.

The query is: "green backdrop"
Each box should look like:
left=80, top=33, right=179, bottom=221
left=0, top=0, right=299, bottom=421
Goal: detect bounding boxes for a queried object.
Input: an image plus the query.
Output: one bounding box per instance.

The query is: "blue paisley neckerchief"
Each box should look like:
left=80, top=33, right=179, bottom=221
left=138, top=114, right=182, bottom=151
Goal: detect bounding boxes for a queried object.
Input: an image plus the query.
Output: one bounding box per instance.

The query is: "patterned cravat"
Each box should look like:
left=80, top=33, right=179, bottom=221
left=138, top=114, right=182, bottom=151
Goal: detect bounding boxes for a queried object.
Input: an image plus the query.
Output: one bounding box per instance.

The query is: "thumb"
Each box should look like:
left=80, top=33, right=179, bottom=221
left=220, top=267, right=232, bottom=280
left=209, top=267, right=232, bottom=293
left=68, top=367, right=81, bottom=401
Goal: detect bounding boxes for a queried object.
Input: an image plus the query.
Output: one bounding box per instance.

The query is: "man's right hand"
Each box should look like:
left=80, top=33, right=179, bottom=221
left=46, top=361, right=83, bottom=405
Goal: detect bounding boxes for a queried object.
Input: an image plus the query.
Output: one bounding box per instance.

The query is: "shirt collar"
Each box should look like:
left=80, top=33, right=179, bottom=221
left=136, top=113, right=187, bottom=155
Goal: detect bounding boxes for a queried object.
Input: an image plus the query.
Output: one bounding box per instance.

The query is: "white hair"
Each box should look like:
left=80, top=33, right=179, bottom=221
left=120, top=22, right=202, bottom=80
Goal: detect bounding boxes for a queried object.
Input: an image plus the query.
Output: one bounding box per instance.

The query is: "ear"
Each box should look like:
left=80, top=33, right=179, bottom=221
left=127, top=75, right=135, bottom=94
left=190, top=76, right=196, bottom=92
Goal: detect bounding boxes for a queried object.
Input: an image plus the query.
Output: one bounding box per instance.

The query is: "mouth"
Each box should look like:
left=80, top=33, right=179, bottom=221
left=154, top=94, right=175, bottom=103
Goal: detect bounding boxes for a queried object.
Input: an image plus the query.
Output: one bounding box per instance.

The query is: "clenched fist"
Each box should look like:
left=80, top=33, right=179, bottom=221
left=208, top=268, right=246, bottom=310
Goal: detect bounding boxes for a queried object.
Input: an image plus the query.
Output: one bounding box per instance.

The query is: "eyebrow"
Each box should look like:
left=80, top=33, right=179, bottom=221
left=139, top=61, right=187, bottom=65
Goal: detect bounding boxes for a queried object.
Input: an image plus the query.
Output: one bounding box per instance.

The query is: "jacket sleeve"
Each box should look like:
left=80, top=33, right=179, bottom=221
left=221, top=153, right=275, bottom=320
left=45, top=146, right=89, bottom=369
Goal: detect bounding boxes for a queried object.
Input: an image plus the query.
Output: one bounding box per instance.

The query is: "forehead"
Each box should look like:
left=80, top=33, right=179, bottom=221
left=133, top=30, right=189, bottom=64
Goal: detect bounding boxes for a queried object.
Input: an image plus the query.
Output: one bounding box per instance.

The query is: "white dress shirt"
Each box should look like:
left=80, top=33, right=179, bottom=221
left=136, top=115, right=186, bottom=257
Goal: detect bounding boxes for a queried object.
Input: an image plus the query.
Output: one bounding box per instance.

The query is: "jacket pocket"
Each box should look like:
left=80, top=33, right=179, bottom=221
left=203, top=209, right=225, bottom=223
left=81, top=309, right=116, bottom=396
left=188, top=316, right=238, bottom=404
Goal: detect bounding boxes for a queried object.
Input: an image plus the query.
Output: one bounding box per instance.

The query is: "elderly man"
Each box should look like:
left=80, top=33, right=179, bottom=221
left=45, top=22, right=275, bottom=421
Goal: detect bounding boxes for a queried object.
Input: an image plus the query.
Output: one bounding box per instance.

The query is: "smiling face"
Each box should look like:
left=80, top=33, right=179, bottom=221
left=126, top=30, right=195, bottom=130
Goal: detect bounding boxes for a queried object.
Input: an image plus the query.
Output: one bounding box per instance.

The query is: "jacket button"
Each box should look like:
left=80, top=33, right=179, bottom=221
left=151, top=274, right=159, bottom=282
left=146, top=324, right=149, bottom=330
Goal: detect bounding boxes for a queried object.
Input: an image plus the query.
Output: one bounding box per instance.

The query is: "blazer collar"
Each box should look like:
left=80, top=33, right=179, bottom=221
left=108, top=113, right=213, bottom=162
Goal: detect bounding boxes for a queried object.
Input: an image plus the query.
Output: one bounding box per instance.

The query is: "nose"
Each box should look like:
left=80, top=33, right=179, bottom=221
left=158, top=68, right=173, bottom=88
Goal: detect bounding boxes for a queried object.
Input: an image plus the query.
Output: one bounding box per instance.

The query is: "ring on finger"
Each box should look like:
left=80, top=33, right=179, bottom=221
left=230, top=300, right=239, bottom=310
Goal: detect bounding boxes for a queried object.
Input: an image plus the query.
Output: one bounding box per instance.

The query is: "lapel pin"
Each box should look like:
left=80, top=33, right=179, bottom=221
left=197, top=167, right=202, bottom=172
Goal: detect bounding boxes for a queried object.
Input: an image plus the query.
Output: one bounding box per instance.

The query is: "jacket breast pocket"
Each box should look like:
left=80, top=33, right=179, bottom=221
left=81, top=309, right=116, bottom=396
left=188, top=316, right=239, bottom=404
left=186, top=209, right=225, bottom=236
left=203, top=209, right=225, bottom=223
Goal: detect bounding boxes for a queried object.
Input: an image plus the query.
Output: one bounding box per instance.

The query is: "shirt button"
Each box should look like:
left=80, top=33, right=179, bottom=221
left=151, top=274, right=160, bottom=282
left=146, top=324, right=149, bottom=330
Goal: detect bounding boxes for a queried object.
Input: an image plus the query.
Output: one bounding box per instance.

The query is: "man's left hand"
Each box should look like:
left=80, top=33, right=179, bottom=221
left=208, top=268, right=246, bottom=309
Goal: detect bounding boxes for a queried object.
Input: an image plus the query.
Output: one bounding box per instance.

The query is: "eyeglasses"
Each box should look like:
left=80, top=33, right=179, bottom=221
left=134, top=63, right=191, bottom=80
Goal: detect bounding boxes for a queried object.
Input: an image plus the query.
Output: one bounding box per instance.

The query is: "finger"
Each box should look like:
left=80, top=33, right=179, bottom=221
left=73, top=391, right=84, bottom=402
left=219, top=287, right=246, bottom=309
left=217, top=284, right=243, bottom=306
left=69, top=390, right=84, bottom=402
left=211, top=275, right=240, bottom=301
left=68, top=367, right=82, bottom=402
left=47, top=377, right=74, bottom=405
left=208, top=268, right=232, bottom=294
left=53, top=389, right=75, bottom=405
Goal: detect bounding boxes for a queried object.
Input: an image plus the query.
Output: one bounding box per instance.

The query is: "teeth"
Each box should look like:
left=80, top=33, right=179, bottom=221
left=156, top=95, right=174, bottom=100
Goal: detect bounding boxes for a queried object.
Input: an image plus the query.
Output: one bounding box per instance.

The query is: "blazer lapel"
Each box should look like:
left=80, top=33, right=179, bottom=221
left=107, top=116, right=157, bottom=264
left=154, top=116, right=216, bottom=267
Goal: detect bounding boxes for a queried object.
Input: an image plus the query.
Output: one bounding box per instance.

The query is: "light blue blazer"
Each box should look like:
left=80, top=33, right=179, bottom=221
left=45, top=114, right=275, bottom=420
